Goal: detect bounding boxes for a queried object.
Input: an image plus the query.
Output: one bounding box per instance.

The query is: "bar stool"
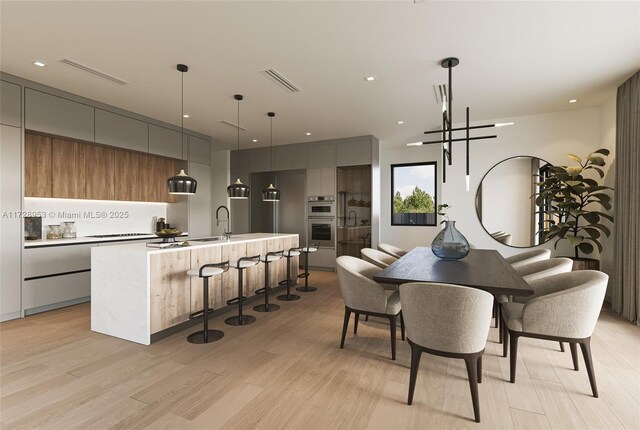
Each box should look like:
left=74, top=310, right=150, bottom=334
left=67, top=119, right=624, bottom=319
left=277, top=247, right=302, bottom=301
left=254, top=250, right=284, bottom=312
left=186, top=261, right=229, bottom=344
left=225, top=255, right=261, bottom=326
left=297, top=243, right=319, bottom=292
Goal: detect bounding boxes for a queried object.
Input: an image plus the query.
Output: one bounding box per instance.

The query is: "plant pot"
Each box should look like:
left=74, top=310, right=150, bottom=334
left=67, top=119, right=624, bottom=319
left=568, top=257, right=600, bottom=271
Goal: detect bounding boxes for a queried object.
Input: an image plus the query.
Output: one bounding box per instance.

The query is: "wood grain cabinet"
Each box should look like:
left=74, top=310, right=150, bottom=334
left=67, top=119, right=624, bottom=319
left=114, top=150, right=145, bottom=201
left=85, top=144, right=115, bottom=200
left=52, top=138, right=86, bottom=199
left=25, top=133, right=52, bottom=197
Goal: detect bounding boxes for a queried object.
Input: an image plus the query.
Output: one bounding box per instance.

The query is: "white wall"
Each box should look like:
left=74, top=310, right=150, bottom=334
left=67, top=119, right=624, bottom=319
left=211, top=149, right=231, bottom=235
left=380, top=106, right=613, bottom=258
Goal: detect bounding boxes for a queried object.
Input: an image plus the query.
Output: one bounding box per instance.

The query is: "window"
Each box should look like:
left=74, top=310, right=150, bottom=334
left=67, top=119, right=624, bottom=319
left=391, top=162, right=437, bottom=226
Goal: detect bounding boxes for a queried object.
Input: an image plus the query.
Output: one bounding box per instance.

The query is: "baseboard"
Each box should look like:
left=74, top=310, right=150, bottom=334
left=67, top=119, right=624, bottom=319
left=24, top=296, right=90, bottom=316
left=0, top=311, right=22, bottom=322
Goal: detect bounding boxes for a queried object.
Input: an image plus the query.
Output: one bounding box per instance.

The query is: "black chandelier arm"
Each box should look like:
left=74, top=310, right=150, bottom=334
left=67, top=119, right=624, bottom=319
left=420, top=134, right=498, bottom=145
left=424, top=122, right=501, bottom=135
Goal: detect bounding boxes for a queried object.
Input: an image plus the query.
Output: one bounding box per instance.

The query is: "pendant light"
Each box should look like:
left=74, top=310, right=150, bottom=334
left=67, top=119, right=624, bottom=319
left=262, top=112, right=281, bottom=202
left=227, top=94, right=250, bottom=199
left=168, top=64, right=197, bottom=195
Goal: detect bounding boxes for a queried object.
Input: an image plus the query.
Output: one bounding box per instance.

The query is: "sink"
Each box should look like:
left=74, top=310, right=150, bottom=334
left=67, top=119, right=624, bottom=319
left=191, top=236, right=229, bottom=242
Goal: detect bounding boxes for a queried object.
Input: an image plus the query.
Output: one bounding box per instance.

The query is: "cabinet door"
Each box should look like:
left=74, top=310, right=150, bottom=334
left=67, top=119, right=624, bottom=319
left=114, top=149, right=144, bottom=201
left=162, top=158, right=181, bottom=203
left=188, top=135, right=210, bottom=165
left=85, top=145, right=115, bottom=200
left=52, top=138, right=86, bottom=199
left=149, top=125, right=182, bottom=159
left=321, top=167, right=335, bottom=195
left=1, top=80, right=22, bottom=127
left=25, top=89, right=94, bottom=142
left=308, top=143, right=335, bottom=169
left=336, top=139, right=372, bottom=166
left=306, top=168, right=322, bottom=196
left=24, top=133, right=52, bottom=197
left=95, top=109, right=148, bottom=153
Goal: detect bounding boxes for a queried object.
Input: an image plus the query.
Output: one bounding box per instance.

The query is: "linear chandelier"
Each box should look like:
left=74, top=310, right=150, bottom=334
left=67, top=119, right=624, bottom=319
left=407, top=57, right=513, bottom=191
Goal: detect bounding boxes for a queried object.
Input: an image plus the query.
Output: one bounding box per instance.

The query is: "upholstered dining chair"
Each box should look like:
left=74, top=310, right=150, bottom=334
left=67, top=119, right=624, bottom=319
left=497, top=257, right=574, bottom=347
left=501, top=270, right=608, bottom=397
left=494, top=233, right=513, bottom=245
left=504, top=248, right=551, bottom=269
left=336, top=256, right=404, bottom=360
left=361, top=248, right=397, bottom=269
left=399, top=282, right=493, bottom=423
left=377, top=243, right=407, bottom=258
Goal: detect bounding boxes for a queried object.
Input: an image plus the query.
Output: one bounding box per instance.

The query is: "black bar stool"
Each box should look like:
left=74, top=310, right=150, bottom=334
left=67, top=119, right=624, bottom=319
left=186, top=261, right=229, bottom=344
left=254, top=250, right=284, bottom=312
left=297, top=243, right=319, bottom=292
left=277, top=247, right=302, bottom=301
left=225, top=255, right=261, bottom=326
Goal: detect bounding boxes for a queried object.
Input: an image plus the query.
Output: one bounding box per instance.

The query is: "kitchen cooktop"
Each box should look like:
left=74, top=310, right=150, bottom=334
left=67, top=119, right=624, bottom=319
left=86, top=233, right=151, bottom=238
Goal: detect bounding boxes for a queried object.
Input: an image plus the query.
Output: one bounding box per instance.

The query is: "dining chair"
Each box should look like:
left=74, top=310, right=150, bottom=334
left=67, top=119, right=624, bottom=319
left=336, top=256, right=404, bottom=360
left=495, top=233, right=512, bottom=245
left=377, top=243, right=407, bottom=258
left=504, top=248, right=551, bottom=269
left=361, top=248, right=397, bottom=269
left=501, top=270, right=608, bottom=397
left=399, top=282, right=493, bottom=423
left=497, top=257, right=574, bottom=347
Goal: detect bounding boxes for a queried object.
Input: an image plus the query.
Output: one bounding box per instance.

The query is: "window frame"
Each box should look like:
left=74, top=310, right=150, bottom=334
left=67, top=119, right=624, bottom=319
left=390, top=161, right=438, bottom=227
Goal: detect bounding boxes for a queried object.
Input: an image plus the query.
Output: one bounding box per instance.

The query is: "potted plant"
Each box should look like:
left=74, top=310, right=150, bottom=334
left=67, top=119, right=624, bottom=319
left=431, top=204, right=470, bottom=260
left=535, top=149, right=613, bottom=270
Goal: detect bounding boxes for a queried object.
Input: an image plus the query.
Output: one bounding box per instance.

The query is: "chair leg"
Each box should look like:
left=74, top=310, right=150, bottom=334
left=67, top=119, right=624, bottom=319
left=400, top=312, right=405, bottom=341
left=580, top=337, right=599, bottom=398
left=569, top=343, right=579, bottom=371
left=509, top=333, right=519, bottom=383
left=407, top=342, right=422, bottom=405
left=464, top=354, right=481, bottom=423
left=493, top=299, right=498, bottom=328
left=502, top=323, right=509, bottom=358
left=365, top=315, right=369, bottom=322
left=354, top=312, right=360, bottom=334
left=498, top=304, right=503, bottom=344
left=477, top=354, right=483, bottom=384
left=559, top=342, right=565, bottom=352
left=389, top=315, right=397, bottom=360
left=340, top=307, right=351, bottom=349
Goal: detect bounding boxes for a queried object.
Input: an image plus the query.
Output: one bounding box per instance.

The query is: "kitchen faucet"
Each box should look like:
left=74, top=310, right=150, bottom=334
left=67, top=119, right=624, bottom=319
left=348, top=210, right=357, bottom=227
left=216, top=205, right=232, bottom=238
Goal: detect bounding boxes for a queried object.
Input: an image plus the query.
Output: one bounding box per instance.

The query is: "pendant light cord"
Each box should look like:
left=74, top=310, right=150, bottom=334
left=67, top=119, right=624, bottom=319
left=237, top=98, right=240, bottom=178
left=270, top=115, right=273, bottom=171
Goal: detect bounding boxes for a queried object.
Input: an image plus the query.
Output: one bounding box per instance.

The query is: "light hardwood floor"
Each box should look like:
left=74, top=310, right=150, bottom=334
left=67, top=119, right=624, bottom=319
left=1, top=271, right=639, bottom=429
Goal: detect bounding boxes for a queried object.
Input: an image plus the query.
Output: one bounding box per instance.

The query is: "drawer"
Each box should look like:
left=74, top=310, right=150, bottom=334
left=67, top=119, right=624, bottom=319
left=23, top=271, right=91, bottom=310
left=23, top=244, right=93, bottom=278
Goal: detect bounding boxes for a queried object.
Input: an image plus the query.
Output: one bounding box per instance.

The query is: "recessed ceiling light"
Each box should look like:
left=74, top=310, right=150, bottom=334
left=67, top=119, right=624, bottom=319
left=252, top=139, right=258, bottom=142
left=569, top=99, right=578, bottom=103
left=33, top=61, right=46, bottom=67
left=364, top=75, right=376, bottom=82
left=306, top=132, right=312, bottom=136
left=183, top=114, right=190, bottom=118
left=397, top=121, right=404, bottom=125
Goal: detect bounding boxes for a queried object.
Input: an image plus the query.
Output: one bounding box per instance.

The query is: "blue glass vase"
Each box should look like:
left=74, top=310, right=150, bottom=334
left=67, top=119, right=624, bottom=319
left=431, top=221, right=470, bottom=260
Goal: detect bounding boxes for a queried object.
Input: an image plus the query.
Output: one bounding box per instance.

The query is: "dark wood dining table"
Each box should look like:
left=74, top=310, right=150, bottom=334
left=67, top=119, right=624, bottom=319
left=373, top=247, right=534, bottom=297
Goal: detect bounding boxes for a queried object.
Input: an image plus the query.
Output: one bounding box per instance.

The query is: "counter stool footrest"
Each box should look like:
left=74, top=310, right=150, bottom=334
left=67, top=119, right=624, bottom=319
left=255, top=287, right=270, bottom=295
left=189, top=308, right=215, bottom=320
left=226, top=296, right=247, bottom=306
left=297, top=273, right=309, bottom=279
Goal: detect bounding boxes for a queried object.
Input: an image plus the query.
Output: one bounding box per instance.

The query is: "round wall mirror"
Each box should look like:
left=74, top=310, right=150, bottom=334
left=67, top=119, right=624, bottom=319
left=475, top=156, right=552, bottom=248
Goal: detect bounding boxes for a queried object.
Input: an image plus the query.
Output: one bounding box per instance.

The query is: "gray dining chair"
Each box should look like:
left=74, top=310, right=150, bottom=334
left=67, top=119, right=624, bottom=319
left=361, top=248, right=397, bottom=269
left=493, top=232, right=512, bottom=245
left=336, top=256, right=404, bottom=360
left=377, top=243, right=407, bottom=258
left=399, top=282, right=493, bottom=423
left=501, top=270, right=608, bottom=397
left=504, top=248, right=551, bottom=269
left=497, top=257, right=574, bottom=347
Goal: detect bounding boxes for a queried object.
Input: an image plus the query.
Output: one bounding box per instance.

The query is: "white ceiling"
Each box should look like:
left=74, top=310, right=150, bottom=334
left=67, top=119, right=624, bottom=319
left=1, top=1, right=638, bottom=150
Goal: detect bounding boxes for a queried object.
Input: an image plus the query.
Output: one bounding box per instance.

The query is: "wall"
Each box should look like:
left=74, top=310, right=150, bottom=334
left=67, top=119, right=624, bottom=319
left=380, top=106, right=614, bottom=259
left=210, top=149, right=230, bottom=236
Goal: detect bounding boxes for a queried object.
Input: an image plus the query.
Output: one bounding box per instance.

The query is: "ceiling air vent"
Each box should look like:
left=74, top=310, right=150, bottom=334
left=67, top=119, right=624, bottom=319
left=219, top=120, right=249, bottom=132
left=59, top=58, right=129, bottom=85
left=433, top=84, right=447, bottom=105
left=261, top=69, right=302, bottom=93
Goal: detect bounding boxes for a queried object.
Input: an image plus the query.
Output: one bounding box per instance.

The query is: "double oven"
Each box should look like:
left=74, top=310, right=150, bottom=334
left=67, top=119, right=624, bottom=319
left=307, top=196, right=335, bottom=248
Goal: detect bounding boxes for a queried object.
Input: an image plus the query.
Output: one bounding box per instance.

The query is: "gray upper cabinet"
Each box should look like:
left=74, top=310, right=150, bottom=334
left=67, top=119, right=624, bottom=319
left=189, top=135, right=210, bottom=165
left=148, top=124, right=183, bottom=159
left=25, top=89, right=94, bottom=141
left=249, top=147, right=271, bottom=172
left=0, top=80, right=21, bottom=127
left=337, top=138, right=373, bottom=166
left=308, top=142, right=336, bottom=169
left=272, top=144, right=307, bottom=171
left=95, top=109, right=148, bottom=152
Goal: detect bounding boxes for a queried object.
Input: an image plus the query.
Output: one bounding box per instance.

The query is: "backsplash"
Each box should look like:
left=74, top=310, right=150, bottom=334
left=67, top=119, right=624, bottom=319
left=23, top=198, right=168, bottom=237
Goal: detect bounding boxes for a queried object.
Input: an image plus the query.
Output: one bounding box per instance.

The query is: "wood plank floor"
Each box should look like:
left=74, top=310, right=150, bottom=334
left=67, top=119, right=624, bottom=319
left=1, top=271, right=639, bottom=429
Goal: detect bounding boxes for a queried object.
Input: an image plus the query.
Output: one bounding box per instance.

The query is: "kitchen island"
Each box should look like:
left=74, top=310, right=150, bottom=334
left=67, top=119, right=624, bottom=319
left=91, top=233, right=299, bottom=345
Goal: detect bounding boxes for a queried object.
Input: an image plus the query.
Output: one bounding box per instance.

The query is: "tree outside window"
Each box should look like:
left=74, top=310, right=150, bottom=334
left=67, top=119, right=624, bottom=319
left=391, top=162, right=437, bottom=226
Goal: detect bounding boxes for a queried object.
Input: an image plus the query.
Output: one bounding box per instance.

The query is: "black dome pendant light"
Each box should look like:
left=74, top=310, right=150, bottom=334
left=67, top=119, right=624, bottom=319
left=227, top=94, right=250, bottom=199
left=262, top=112, right=281, bottom=202
left=168, top=64, right=197, bottom=195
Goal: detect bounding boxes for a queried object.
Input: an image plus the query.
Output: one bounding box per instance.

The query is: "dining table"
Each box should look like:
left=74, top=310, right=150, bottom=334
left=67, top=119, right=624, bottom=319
left=373, top=247, right=534, bottom=297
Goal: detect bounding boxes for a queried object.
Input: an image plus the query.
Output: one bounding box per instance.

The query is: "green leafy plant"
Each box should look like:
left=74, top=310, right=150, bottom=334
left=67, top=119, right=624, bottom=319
left=535, top=149, right=613, bottom=258
left=437, top=203, right=451, bottom=223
